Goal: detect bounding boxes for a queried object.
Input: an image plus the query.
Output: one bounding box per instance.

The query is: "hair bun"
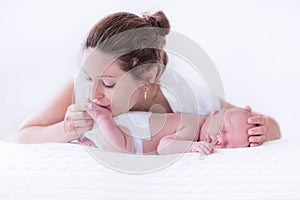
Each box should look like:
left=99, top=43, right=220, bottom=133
left=143, top=11, right=170, bottom=35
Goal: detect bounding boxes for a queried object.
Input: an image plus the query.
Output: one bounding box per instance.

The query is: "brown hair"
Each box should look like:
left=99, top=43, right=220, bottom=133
left=84, top=11, right=170, bottom=81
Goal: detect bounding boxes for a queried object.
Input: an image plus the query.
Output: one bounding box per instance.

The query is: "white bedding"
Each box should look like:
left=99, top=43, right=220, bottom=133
left=0, top=138, right=299, bottom=200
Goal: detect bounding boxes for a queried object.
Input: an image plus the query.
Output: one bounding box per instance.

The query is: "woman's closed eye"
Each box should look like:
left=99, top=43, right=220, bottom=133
left=85, top=76, right=115, bottom=88
left=101, top=80, right=115, bottom=88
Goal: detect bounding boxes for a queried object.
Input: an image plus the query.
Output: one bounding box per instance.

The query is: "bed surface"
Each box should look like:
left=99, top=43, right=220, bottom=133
left=0, top=138, right=299, bottom=200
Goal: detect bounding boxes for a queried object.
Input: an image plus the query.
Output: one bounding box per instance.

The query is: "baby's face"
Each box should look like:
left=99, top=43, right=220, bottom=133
left=200, top=107, right=255, bottom=148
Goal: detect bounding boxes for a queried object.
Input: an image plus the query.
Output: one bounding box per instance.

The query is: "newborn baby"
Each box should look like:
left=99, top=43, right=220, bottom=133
left=82, top=101, right=255, bottom=155
left=156, top=107, right=255, bottom=154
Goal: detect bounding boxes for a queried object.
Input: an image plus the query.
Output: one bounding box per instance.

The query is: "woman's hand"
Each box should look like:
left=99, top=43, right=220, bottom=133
left=245, top=105, right=281, bottom=146
left=247, top=114, right=268, bottom=147
left=63, top=103, right=94, bottom=142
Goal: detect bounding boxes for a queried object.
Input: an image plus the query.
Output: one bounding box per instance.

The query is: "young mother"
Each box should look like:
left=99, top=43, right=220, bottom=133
left=16, top=11, right=280, bottom=146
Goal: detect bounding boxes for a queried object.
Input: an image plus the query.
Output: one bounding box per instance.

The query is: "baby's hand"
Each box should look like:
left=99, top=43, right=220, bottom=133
left=190, top=141, right=215, bottom=155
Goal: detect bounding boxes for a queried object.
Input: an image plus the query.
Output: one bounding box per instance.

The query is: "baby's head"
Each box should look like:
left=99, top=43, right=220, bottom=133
left=200, top=107, right=255, bottom=148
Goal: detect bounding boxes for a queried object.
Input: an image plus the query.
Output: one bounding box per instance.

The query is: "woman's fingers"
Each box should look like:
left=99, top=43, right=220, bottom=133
left=72, top=111, right=93, bottom=120
left=247, top=115, right=268, bottom=147
left=248, top=115, right=265, bottom=125
left=71, top=127, right=91, bottom=136
left=247, top=124, right=268, bottom=146
left=250, top=143, right=260, bottom=147
left=249, top=135, right=267, bottom=144
left=73, top=119, right=94, bottom=128
left=70, top=103, right=93, bottom=112
left=63, top=104, right=95, bottom=141
left=248, top=126, right=268, bottom=136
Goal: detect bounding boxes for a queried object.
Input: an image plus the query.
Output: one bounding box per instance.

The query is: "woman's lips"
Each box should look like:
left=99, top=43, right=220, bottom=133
left=90, top=99, right=111, bottom=110
left=103, top=105, right=111, bottom=111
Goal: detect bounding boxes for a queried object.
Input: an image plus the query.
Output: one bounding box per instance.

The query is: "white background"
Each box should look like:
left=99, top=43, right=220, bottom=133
left=0, top=0, right=299, bottom=140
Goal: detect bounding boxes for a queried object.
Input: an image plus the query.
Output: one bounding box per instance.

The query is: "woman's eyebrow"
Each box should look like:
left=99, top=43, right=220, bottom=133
left=82, top=70, right=115, bottom=78
left=96, top=75, right=116, bottom=78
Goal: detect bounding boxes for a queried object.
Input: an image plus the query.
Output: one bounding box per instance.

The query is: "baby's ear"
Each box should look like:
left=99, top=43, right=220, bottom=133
left=244, top=105, right=252, bottom=113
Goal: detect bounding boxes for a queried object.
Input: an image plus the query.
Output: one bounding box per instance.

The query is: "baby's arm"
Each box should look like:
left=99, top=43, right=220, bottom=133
left=158, top=135, right=214, bottom=155
left=152, top=113, right=214, bottom=154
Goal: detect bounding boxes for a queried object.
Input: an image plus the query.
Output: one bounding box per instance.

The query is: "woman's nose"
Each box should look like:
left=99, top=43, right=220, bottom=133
left=90, top=81, right=104, bottom=99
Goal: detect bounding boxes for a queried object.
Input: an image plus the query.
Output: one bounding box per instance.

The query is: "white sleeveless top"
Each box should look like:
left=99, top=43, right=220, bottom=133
left=159, top=53, right=220, bottom=115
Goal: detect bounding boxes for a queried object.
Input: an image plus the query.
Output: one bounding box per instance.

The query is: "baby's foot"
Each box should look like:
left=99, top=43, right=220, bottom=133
left=80, top=137, right=96, bottom=147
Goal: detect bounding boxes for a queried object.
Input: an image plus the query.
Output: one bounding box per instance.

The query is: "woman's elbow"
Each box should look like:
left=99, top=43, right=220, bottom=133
left=15, top=127, right=28, bottom=144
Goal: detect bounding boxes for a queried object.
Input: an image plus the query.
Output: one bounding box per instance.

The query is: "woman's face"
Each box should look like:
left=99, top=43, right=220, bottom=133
left=82, top=48, right=143, bottom=116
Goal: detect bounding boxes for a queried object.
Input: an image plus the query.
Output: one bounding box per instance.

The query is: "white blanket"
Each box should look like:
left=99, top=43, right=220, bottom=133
left=0, top=139, right=299, bottom=200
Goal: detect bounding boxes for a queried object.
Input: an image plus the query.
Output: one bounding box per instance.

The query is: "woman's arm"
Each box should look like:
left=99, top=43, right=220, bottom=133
left=220, top=99, right=281, bottom=146
left=16, top=79, right=94, bottom=143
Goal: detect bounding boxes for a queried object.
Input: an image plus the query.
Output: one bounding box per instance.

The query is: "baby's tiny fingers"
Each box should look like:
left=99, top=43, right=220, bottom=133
left=200, top=143, right=214, bottom=154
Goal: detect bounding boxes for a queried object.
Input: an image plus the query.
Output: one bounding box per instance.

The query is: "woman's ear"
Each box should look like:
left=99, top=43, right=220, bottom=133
left=245, top=105, right=252, bottom=113
left=143, top=67, right=158, bottom=83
